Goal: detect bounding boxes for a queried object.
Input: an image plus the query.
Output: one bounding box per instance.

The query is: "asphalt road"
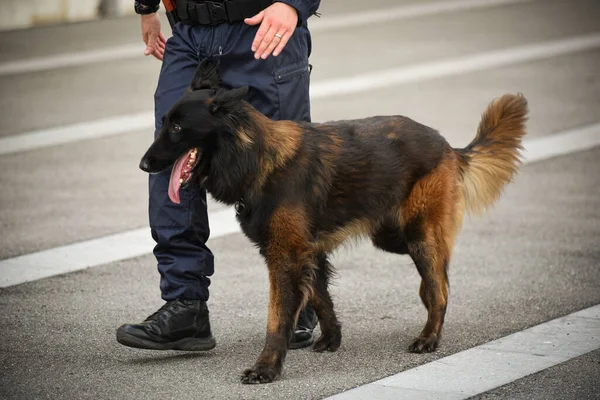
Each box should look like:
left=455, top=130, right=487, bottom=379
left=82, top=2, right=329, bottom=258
left=1, top=0, right=599, bottom=399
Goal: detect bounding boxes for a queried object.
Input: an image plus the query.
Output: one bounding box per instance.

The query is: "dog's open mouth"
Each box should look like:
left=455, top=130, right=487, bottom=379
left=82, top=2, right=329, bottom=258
left=168, top=148, right=200, bottom=204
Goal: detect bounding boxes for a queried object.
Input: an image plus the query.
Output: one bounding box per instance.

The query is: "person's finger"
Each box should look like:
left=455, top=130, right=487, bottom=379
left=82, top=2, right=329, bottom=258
left=145, top=32, right=157, bottom=56
left=272, top=31, right=291, bottom=57
left=158, top=32, right=167, bottom=44
left=153, top=44, right=164, bottom=60
left=155, top=43, right=165, bottom=56
left=157, top=36, right=167, bottom=51
left=244, top=10, right=264, bottom=26
left=250, top=16, right=271, bottom=52
left=261, top=31, right=285, bottom=59
left=254, top=25, right=278, bottom=59
left=142, top=32, right=150, bottom=54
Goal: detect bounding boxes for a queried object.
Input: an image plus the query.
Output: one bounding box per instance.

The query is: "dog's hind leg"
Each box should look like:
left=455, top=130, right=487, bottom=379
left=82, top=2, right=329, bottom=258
left=405, top=230, right=452, bottom=353
left=402, top=153, right=461, bottom=353
left=310, top=252, right=342, bottom=352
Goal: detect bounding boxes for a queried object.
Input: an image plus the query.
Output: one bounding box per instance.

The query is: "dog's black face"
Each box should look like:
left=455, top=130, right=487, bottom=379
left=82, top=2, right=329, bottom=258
left=139, top=88, right=216, bottom=174
left=139, top=59, right=249, bottom=203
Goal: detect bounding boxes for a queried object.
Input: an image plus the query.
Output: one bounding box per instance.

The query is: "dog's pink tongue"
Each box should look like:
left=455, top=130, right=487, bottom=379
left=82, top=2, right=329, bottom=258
left=168, top=151, right=192, bottom=204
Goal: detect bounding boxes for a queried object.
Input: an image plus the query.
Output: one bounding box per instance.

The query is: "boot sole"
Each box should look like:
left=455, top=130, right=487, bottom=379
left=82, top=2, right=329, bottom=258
left=116, top=330, right=216, bottom=351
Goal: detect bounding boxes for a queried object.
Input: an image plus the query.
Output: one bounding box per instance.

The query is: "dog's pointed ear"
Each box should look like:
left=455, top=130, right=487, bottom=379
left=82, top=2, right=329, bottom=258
left=210, top=86, right=249, bottom=114
left=190, top=59, right=220, bottom=91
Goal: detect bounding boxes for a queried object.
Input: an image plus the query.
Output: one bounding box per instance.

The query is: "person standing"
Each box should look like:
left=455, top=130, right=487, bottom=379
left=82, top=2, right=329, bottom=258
left=116, top=0, right=321, bottom=352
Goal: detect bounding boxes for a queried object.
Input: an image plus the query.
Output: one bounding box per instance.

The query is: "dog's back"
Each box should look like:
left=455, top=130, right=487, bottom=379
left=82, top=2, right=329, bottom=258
left=286, top=116, right=445, bottom=245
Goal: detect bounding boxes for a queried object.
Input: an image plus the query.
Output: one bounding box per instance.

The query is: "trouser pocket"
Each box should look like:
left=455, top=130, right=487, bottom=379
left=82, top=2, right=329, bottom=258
left=274, top=60, right=312, bottom=122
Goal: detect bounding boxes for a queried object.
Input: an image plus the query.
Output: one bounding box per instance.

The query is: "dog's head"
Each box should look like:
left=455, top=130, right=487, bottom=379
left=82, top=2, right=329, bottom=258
left=139, top=59, right=249, bottom=203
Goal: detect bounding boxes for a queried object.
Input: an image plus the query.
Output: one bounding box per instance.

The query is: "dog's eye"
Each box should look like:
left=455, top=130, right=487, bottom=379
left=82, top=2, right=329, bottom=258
left=171, top=124, right=181, bottom=133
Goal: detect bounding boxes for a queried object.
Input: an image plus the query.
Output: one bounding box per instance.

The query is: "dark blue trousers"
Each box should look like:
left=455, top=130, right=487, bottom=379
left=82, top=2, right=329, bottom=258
left=150, top=21, right=312, bottom=301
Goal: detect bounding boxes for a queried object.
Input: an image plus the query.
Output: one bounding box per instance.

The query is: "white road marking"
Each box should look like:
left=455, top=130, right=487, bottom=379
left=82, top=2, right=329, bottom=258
left=311, top=0, right=535, bottom=32
left=325, top=304, right=600, bottom=400
left=522, top=123, right=600, bottom=163
left=0, top=44, right=143, bottom=77
left=0, top=207, right=239, bottom=288
left=0, top=0, right=535, bottom=77
left=0, top=112, right=154, bottom=156
left=3, top=32, right=600, bottom=156
left=309, top=33, right=600, bottom=99
left=1, top=122, right=598, bottom=288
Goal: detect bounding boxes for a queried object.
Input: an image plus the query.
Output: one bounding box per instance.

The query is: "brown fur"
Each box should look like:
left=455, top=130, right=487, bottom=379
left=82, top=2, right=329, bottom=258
left=457, top=94, right=528, bottom=215
left=399, top=151, right=459, bottom=350
left=249, top=110, right=304, bottom=194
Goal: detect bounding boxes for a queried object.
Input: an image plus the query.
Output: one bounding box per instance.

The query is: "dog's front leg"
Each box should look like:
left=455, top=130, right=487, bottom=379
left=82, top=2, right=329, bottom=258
left=240, top=262, right=306, bottom=384
left=241, top=207, right=315, bottom=384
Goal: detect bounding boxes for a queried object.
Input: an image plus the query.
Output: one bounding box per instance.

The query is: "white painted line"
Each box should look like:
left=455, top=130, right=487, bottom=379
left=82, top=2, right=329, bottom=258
left=3, top=32, right=600, bottom=156
left=0, top=44, right=144, bottom=77
left=325, top=304, right=600, bottom=399
left=0, top=112, right=154, bottom=156
left=0, top=207, right=239, bottom=288
left=310, top=33, right=600, bottom=99
left=1, top=123, right=599, bottom=288
left=0, top=0, right=535, bottom=77
left=522, top=123, right=600, bottom=163
left=310, top=0, right=535, bottom=33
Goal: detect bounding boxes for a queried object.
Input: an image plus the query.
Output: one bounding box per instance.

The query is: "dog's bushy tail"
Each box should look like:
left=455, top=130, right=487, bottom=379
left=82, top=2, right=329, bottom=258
left=456, top=93, right=529, bottom=215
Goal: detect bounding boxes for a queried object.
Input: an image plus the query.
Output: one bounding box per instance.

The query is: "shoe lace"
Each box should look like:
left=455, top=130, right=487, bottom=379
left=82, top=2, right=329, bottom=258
left=145, top=301, right=181, bottom=322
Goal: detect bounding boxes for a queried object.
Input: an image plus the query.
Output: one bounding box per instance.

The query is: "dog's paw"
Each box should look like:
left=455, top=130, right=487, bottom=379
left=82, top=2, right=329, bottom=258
left=408, top=334, right=439, bottom=353
left=240, top=364, right=280, bottom=384
left=313, top=330, right=342, bottom=352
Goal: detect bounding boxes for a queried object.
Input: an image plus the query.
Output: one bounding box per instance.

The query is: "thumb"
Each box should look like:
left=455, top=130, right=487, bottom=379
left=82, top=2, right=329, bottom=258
left=144, top=33, right=157, bottom=56
left=244, top=11, right=265, bottom=25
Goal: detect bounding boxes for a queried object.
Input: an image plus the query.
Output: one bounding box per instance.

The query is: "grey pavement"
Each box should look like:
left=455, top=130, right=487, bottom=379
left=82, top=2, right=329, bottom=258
left=1, top=148, right=599, bottom=399
left=1, top=0, right=600, bottom=399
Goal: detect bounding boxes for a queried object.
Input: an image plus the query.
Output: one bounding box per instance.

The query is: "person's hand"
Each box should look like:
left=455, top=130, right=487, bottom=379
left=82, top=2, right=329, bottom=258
left=141, top=13, right=167, bottom=61
left=244, top=2, right=299, bottom=59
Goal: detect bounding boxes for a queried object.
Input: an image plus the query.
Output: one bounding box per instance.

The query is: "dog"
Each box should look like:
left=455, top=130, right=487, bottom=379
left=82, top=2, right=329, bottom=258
left=139, top=59, right=528, bottom=384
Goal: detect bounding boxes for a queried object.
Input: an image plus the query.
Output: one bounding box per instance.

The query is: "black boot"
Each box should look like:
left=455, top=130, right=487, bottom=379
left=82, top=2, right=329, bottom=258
left=116, top=299, right=216, bottom=351
left=289, top=302, right=319, bottom=349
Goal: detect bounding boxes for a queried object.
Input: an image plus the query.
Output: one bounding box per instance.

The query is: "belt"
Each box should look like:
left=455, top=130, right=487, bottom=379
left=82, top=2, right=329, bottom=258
left=175, top=0, right=273, bottom=26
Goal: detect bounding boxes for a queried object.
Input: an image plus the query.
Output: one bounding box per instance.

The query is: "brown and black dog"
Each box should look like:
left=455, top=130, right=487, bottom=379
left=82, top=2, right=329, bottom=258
left=139, top=60, right=528, bottom=384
